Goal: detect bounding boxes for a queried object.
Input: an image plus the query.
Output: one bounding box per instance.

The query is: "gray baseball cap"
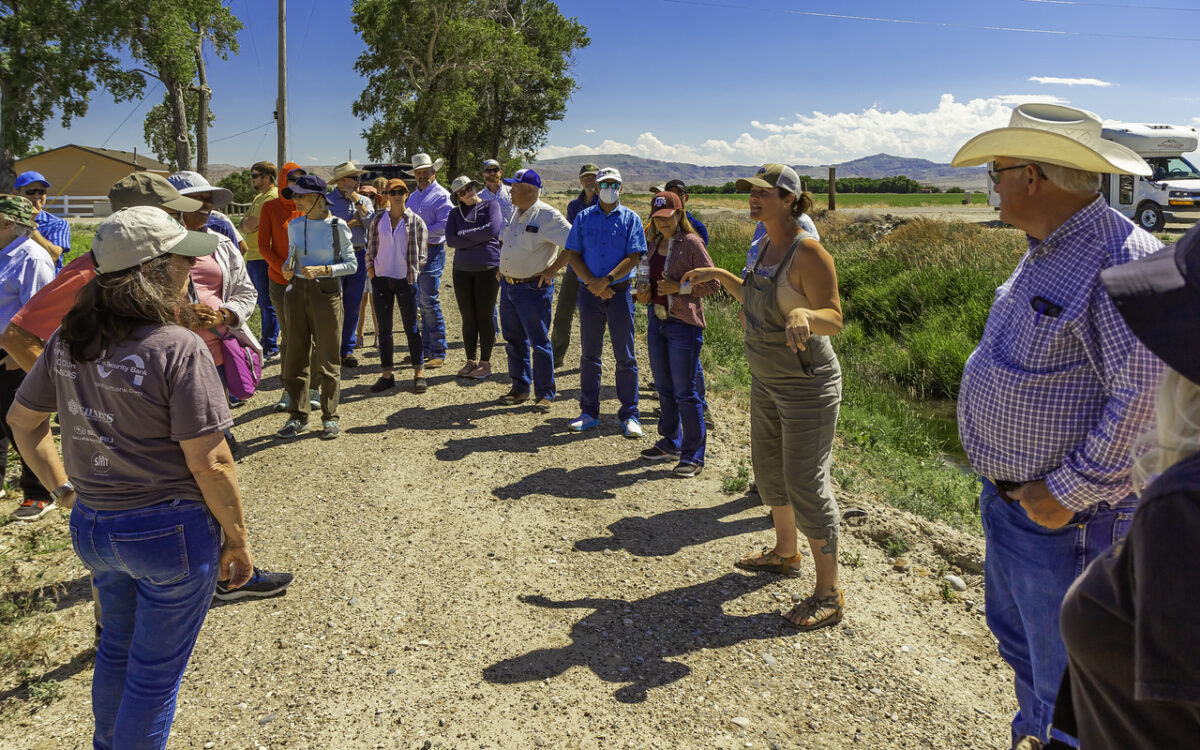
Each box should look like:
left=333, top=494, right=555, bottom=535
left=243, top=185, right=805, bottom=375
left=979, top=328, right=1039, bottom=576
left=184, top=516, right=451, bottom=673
left=93, top=206, right=218, bottom=274
left=108, top=173, right=203, bottom=212
left=736, top=163, right=801, bottom=195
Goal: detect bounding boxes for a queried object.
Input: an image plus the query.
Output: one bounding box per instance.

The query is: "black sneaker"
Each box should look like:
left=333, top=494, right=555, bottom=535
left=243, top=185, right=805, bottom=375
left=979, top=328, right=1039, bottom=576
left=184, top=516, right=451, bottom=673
left=370, top=375, right=395, bottom=393
left=275, top=419, right=310, bottom=439
left=214, top=567, right=295, bottom=601
left=640, top=446, right=679, bottom=462
left=498, top=391, right=530, bottom=405
left=413, top=376, right=428, bottom=394
left=342, top=354, right=358, bottom=368
left=321, top=420, right=340, bottom=440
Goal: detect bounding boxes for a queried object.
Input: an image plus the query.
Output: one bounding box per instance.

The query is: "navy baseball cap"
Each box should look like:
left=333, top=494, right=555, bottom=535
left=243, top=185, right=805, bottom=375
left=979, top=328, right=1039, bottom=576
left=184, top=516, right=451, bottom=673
left=1102, top=223, right=1200, bottom=385
left=14, top=171, right=50, bottom=190
left=504, top=169, right=542, bottom=188
left=281, top=174, right=327, bottom=200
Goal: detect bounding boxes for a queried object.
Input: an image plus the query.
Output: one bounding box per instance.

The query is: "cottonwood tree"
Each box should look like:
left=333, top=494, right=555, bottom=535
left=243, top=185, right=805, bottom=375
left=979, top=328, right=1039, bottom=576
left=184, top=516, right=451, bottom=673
left=124, top=0, right=240, bottom=174
left=0, top=0, right=143, bottom=191
left=351, top=0, right=587, bottom=176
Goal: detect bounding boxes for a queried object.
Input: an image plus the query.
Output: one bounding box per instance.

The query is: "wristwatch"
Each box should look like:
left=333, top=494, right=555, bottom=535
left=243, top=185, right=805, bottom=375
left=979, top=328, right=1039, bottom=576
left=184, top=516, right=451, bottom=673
left=49, top=482, right=74, bottom=501
left=605, top=274, right=614, bottom=283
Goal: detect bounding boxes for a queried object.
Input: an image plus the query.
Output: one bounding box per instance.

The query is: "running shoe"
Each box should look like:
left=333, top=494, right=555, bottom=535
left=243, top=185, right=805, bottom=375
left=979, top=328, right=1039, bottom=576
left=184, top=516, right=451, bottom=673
left=214, top=567, right=295, bottom=601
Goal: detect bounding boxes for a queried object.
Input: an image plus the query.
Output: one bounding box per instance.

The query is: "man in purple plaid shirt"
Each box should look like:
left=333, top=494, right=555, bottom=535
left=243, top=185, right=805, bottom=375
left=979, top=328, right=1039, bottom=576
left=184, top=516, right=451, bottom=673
left=951, top=104, right=1165, bottom=749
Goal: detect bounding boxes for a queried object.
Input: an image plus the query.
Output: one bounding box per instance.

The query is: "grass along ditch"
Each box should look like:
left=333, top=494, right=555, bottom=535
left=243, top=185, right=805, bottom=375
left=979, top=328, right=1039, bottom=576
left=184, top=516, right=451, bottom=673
left=701, top=214, right=1027, bottom=533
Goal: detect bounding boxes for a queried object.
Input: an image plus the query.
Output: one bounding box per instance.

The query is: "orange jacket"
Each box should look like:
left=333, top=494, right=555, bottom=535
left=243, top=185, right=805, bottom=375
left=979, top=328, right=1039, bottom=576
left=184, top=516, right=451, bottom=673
left=258, top=160, right=305, bottom=284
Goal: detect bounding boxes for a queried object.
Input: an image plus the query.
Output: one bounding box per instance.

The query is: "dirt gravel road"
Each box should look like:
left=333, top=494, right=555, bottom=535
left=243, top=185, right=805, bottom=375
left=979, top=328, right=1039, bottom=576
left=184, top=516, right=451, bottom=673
left=2, top=261, right=1017, bottom=749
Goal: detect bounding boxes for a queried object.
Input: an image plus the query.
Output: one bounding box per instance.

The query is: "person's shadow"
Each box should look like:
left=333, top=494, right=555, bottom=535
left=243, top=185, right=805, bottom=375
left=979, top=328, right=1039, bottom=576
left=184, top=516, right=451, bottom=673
left=483, top=572, right=782, bottom=703
left=492, top=457, right=665, bottom=501
left=574, top=494, right=768, bottom=557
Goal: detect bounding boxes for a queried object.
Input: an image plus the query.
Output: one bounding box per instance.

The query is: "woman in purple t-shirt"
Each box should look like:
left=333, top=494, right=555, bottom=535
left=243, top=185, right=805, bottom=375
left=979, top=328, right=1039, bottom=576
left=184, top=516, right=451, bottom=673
left=445, top=175, right=504, bottom=380
left=9, top=207, right=254, bottom=750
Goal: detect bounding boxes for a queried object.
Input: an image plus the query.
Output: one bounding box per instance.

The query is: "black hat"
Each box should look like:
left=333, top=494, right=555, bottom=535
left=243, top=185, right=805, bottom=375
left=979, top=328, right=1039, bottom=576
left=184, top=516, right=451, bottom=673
left=665, top=179, right=688, bottom=194
left=1102, top=223, right=1200, bottom=384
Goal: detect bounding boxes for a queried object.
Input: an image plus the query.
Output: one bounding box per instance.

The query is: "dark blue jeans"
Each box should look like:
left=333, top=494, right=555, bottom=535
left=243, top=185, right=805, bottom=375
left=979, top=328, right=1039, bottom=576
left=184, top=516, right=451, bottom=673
left=245, top=259, right=278, bottom=352
left=417, top=243, right=447, bottom=359
left=500, top=279, right=556, bottom=400
left=576, top=284, right=638, bottom=421
left=370, top=275, right=421, bottom=371
left=340, top=248, right=368, bottom=356
left=70, top=499, right=220, bottom=750
left=647, top=315, right=706, bottom=464
left=979, top=479, right=1136, bottom=746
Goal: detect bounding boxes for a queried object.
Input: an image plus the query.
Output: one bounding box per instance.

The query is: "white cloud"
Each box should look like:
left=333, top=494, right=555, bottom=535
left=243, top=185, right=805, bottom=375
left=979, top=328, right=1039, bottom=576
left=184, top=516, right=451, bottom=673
left=585, top=128, right=596, bottom=134
left=538, top=94, right=1071, bottom=166
left=1029, top=76, right=1112, bottom=87
left=1193, top=117, right=1200, bottom=126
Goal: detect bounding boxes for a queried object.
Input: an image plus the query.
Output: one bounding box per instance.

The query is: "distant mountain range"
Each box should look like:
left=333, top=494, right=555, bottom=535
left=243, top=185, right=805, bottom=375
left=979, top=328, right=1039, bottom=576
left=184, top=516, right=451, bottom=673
left=208, top=152, right=988, bottom=194
left=523, top=153, right=988, bottom=192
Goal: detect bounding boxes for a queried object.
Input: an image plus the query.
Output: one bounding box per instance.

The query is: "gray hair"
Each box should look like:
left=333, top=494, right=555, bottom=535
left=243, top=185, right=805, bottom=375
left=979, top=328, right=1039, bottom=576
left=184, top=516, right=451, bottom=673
left=1133, top=367, right=1200, bottom=495
left=1029, top=161, right=1101, bottom=193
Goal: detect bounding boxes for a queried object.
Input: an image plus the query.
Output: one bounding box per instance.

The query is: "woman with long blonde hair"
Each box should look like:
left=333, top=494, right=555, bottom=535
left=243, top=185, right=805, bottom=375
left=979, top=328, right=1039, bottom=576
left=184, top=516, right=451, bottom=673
left=1055, top=227, right=1200, bottom=747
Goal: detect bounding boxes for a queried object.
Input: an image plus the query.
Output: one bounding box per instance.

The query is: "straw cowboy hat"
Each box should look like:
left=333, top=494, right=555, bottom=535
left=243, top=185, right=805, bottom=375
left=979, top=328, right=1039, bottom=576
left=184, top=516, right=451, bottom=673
left=952, top=103, right=1150, bottom=176
left=410, top=153, right=445, bottom=173
left=327, top=160, right=368, bottom=183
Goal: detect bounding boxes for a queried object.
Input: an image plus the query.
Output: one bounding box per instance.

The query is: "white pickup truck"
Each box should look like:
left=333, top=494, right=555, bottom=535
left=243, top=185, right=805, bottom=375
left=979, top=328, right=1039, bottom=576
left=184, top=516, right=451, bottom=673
left=988, top=122, right=1200, bottom=231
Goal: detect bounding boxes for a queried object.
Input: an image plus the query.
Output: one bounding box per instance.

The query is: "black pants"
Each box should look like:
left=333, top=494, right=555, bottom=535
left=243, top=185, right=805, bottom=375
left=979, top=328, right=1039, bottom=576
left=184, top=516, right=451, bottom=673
left=371, top=275, right=422, bottom=371
left=452, top=267, right=499, bottom=361
left=0, top=367, right=48, bottom=501
left=551, top=265, right=579, bottom=366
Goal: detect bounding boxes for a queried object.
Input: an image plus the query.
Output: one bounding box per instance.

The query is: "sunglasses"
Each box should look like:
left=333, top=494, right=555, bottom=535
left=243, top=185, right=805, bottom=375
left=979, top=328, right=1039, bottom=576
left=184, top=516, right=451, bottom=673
left=387, top=190, right=408, bottom=196
left=988, top=163, right=1046, bottom=185
left=457, top=187, right=476, bottom=196
left=598, top=182, right=620, bottom=189
left=250, top=172, right=265, bottom=178
left=21, top=189, right=46, bottom=197
left=483, top=167, right=500, bottom=174
left=193, top=193, right=214, bottom=202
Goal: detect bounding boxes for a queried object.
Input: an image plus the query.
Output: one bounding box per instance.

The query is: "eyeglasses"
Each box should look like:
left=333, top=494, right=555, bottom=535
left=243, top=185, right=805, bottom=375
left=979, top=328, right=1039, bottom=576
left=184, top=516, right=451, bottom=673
left=483, top=167, right=500, bottom=174
left=21, top=189, right=46, bottom=197
left=988, top=163, right=1046, bottom=185
left=387, top=190, right=407, bottom=196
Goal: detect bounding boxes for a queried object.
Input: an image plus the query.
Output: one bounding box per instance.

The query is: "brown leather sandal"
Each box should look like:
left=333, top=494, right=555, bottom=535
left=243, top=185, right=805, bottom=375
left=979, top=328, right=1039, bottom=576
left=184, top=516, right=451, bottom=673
left=735, top=546, right=804, bottom=577
left=783, top=589, right=844, bottom=631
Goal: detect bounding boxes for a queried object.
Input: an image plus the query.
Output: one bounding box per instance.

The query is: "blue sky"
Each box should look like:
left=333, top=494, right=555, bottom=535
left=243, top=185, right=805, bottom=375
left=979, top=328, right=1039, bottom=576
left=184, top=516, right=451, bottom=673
left=42, top=0, right=1200, bottom=168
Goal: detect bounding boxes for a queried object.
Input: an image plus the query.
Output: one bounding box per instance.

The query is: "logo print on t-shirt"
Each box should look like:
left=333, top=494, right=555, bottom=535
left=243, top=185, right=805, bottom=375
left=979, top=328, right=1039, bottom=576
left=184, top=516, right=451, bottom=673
left=96, top=354, right=147, bottom=387
left=92, top=452, right=112, bottom=474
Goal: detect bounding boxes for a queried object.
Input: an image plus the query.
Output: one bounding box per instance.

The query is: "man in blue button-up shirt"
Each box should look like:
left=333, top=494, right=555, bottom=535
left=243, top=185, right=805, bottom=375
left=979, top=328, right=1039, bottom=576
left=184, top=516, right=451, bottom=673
left=407, top=153, right=453, bottom=366
left=563, top=168, right=647, bottom=437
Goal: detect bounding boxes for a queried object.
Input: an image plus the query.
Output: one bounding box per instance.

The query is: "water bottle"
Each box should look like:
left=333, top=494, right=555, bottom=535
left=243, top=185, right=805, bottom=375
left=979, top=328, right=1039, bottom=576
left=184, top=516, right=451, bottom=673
left=636, top=258, right=650, bottom=289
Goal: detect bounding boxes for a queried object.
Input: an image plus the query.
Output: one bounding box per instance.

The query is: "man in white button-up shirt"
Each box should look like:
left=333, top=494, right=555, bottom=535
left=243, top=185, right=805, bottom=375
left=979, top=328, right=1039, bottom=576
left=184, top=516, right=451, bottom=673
left=496, top=169, right=572, bottom=414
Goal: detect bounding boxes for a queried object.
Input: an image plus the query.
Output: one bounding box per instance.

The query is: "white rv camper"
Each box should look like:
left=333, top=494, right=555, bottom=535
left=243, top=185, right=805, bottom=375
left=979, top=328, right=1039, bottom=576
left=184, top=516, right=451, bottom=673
left=987, top=122, right=1200, bottom=231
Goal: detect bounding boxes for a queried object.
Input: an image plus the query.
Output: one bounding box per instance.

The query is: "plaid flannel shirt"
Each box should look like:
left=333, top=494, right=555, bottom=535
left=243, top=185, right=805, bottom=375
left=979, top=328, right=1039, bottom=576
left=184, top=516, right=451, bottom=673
left=958, top=196, right=1165, bottom=511
left=366, top=208, right=427, bottom=285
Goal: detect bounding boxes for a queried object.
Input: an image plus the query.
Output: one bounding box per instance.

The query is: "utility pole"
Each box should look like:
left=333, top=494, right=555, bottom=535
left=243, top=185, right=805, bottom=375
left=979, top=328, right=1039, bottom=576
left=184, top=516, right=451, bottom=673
left=276, top=0, right=287, bottom=170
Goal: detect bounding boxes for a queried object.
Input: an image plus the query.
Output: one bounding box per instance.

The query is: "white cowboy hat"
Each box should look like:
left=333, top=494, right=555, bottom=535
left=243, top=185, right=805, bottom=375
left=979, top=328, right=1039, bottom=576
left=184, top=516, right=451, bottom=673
left=410, top=153, right=445, bottom=173
left=327, top=160, right=367, bottom=183
left=166, top=171, right=234, bottom=209
left=952, top=103, right=1150, bottom=176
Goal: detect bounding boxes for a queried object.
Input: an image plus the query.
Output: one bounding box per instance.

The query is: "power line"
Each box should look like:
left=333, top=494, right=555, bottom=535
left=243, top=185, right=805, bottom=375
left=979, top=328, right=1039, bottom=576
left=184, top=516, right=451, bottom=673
left=659, top=0, right=1200, bottom=42
left=238, top=0, right=264, bottom=83
left=100, top=81, right=161, bottom=149
left=1019, top=0, right=1200, bottom=12
left=209, top=120, right=276, bottom=145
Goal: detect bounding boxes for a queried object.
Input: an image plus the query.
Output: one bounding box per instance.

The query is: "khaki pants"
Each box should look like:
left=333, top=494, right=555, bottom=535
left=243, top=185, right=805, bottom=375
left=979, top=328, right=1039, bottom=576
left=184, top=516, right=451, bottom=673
left=281, top=277, right=343, bottom=422
left=270, top=279, right=321, bottom=380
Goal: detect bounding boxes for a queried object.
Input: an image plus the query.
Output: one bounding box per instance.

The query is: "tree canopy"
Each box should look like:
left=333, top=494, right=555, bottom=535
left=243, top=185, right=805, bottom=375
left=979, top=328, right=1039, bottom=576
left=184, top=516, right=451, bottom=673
left=351, top=0, right=588, bottom=177
left=0, top=0, right=143, bottom=191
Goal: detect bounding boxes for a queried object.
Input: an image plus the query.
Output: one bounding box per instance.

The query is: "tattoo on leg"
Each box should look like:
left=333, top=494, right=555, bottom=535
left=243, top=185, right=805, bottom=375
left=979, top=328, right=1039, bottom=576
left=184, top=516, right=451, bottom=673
left=821, top=536, right=837, bottom=556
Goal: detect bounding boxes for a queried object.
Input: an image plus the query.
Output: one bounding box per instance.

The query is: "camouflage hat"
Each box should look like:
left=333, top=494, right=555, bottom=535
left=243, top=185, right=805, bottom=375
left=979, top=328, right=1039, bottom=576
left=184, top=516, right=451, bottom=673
left=578, top=163, right=599, bottom=176
left=736, top=163, right=801, bottom=196
left=0, top=195, right=35, bottom=227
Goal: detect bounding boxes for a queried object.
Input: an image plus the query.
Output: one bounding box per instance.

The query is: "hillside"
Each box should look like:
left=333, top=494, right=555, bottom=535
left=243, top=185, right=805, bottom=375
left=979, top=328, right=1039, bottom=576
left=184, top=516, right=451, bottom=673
left=526, top=153, right=988, bottom=192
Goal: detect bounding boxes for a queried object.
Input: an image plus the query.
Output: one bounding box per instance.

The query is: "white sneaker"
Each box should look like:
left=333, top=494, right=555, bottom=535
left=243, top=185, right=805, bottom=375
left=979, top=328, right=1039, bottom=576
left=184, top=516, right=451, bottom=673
left=622, top=417, right=643, bottom=438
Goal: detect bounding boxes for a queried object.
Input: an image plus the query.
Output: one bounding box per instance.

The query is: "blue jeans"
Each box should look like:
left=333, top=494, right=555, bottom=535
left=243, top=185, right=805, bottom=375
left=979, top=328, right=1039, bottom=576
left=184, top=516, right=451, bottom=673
left=417, top=243, right=447, bottom=359
left=576, top=284, right=638, bottom=421
left=70, top=499, right=220, bottom=750
left=340, top=248, right=368, bottom=356
left=245, top=259, right=278, bottom=352
left=647, top=315, right=706, bottom=464
left=500, top=279, right=556, bottom=400
left=979, top=479, right=1136, bottom=746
